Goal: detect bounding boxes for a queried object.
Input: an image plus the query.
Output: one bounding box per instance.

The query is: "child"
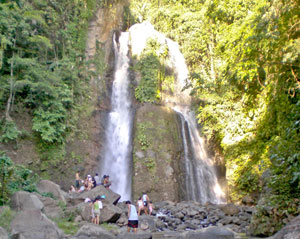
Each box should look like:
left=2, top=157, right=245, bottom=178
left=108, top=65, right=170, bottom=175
left=149, top=201, right=153, bottom=215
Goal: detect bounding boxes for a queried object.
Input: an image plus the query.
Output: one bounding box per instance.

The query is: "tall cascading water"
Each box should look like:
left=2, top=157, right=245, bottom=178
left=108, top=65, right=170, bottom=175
left=166, top=38, right=225, bottom=204
left=100, top=32, right=133, bottom=201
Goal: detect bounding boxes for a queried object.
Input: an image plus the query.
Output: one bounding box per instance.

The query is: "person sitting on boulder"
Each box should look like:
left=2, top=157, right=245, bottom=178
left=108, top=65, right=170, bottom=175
left=69, top=185, right=76, bottom=194
left=94, top=173, right=101, bottom=186
left=126, top=201, right=138, bottom=233
left=78, top=180, right=85, bottom=193
left=103, top=175, right=111, bottom=189
left=100, top=175, right=106, bottom=185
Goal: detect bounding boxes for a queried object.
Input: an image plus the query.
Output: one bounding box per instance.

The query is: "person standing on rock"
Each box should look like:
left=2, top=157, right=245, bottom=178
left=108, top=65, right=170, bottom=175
left=75, top=171, right=81, bottom=192
left=142, top=192, right=150, bottom=215
left=137, top=197, right=144, bottom=216
left=126, top=201, right=138, bottom=233
left=93, top=197, right=103, bottom=225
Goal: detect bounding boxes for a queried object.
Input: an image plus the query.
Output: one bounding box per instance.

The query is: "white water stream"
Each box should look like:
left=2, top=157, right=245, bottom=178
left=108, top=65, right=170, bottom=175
left=100, top=22, right=225, bottom=204
left=130, top=22, right=225, bottom=204
left=167, top=36, right=225, bottom=204
left=100, top=32, right=132, bottom=201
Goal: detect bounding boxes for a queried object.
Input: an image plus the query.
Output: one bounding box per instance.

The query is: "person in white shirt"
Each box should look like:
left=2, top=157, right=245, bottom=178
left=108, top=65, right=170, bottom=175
left=126, top=201, right=138, bottom=233
left=94, top=173, right=101, bottom=186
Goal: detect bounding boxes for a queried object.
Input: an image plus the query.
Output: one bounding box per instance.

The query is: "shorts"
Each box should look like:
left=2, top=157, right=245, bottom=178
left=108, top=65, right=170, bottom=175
left=75, top=180, right=80, bottom=189
left=94, top=209, right=100, bottom=216
left=128, top=220, right=138, bottom=228
left=143, top=201, right=148, bottom=206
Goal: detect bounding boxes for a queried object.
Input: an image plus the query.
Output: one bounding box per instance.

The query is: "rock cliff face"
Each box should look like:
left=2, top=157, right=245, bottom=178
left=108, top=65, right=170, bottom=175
left=0, top=1, right=129, bottom=191
left=132, top=104, right=184, bottom=202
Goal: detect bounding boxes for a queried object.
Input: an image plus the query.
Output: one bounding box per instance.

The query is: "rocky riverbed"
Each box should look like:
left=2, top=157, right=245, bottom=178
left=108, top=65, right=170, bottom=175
left=0, top=180, right=299, bottom=239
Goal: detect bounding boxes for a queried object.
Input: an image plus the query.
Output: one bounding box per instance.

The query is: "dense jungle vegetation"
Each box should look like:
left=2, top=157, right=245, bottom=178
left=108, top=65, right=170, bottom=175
left=0, top=0, right=299, bottom=235
left=0, top=0, right=110, bottom=203
left=127, top=0, right=300, bottom=233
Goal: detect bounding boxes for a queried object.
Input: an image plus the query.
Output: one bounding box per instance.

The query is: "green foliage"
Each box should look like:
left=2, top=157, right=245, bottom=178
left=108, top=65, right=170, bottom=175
left=250, top=196, right=300, bottom=236
left=130, top=0, right=300, bottom=204
left=145, top=157, right=156, bottom=172
left=53, top=218, right=79, bottom=235
left=134, top=53, right=160, bottom=103
left=0, top=119, right=21, bottom=143
left=0, top=153, right=39, bottom=205
left=0, top=206, right=15, bottom=231
left=0, top=0, right=105, bottom=147
left=40, top=192, right=55, bottom=199
left=101, top=222, right=119, bottom=231
left=136, top=123, right=150, bottom=150
left=134, top=38, right=171, bottom=103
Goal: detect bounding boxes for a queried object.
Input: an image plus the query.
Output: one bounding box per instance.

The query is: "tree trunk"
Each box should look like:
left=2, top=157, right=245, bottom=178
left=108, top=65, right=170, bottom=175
left=5, top=51, right=15, bottom=121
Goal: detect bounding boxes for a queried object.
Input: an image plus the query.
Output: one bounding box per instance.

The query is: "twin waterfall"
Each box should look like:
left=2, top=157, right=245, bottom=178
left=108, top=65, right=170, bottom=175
left=100, top=22, right=225, bottom=204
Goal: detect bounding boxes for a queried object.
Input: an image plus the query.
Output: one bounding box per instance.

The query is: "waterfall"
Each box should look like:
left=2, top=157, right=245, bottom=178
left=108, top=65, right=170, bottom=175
left=100, top=32, right=132, bottom=201
left=166, top=38, right=225, bottom=204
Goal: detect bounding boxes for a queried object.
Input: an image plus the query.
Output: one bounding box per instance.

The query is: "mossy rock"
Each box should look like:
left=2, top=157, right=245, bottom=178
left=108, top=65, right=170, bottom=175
left=132, top=104, right=184, bottom=202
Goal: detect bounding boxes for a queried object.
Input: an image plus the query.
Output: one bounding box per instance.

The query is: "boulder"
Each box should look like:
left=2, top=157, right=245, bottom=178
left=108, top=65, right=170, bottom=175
left=72, top=186, right=121, bottom=205
left=117, top=232, right=152, bottom=239
left=220, top=204, right=240, bottom=216
left=242, top=195, right=255, bottom=205
left=34, top=193, right=64, bottom=218
left=75, top=224, right=117, bottom=239
left=184, top=226, right=235, bottom=239
left=0, top=227, right=8, bottom=239
left=10, top=209, right=64, bottom=239
left=271, top=215, right=300, bottom=239
left=10, top=191, right=44, bottom=211
left=152, top=231, right=184, bottom=239
left=77, top=201, right=122, bottom=223
left=116, top=214, right=127, bottom=226
left=77, top=203, right=93, bottom=222
left=100, top=203, right=122, bottom=223
left=139, top=215, right=156, bottom=232
left=37, top=180, right=68, bottom=203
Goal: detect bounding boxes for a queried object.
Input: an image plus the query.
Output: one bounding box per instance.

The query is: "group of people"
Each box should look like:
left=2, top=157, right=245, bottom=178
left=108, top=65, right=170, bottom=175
left=127, top=192, right=152, bottom=233
left=137, top=192, right=153, bottom=216
left=70, top=171, right=153, bottom=233
left=69, top=171, right=112, bottom=193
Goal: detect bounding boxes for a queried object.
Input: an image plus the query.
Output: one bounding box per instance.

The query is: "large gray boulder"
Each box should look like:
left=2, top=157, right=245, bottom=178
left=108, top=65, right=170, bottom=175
left=10, top=191, right=44, bottom=211
left=271, top=215, right=300, bottom=239
left=37, top=180, right=68, bottom=203
left=77, top=202, right=122, bottom=223
left=75, top=224, right=117, bottom=239
left=152, top=231, right=184, bottom=239
left=117, top=232, right=152, bottom=239
left=100, top=203, right=122, bottom=223
left=77, top=203, right=93, bottom=222
left=10, top=209, right=64, bottom=239
left=34, top=193, right=64, bottom=218
left=139, top=215, right=156, bottom=232
left=0, top=227, right=8, bottom=239
left=220, top=204, right=240, bottom=216
left=184, top=226, right=235, bottom=239
left=71, top=186, right=121, bottom=205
